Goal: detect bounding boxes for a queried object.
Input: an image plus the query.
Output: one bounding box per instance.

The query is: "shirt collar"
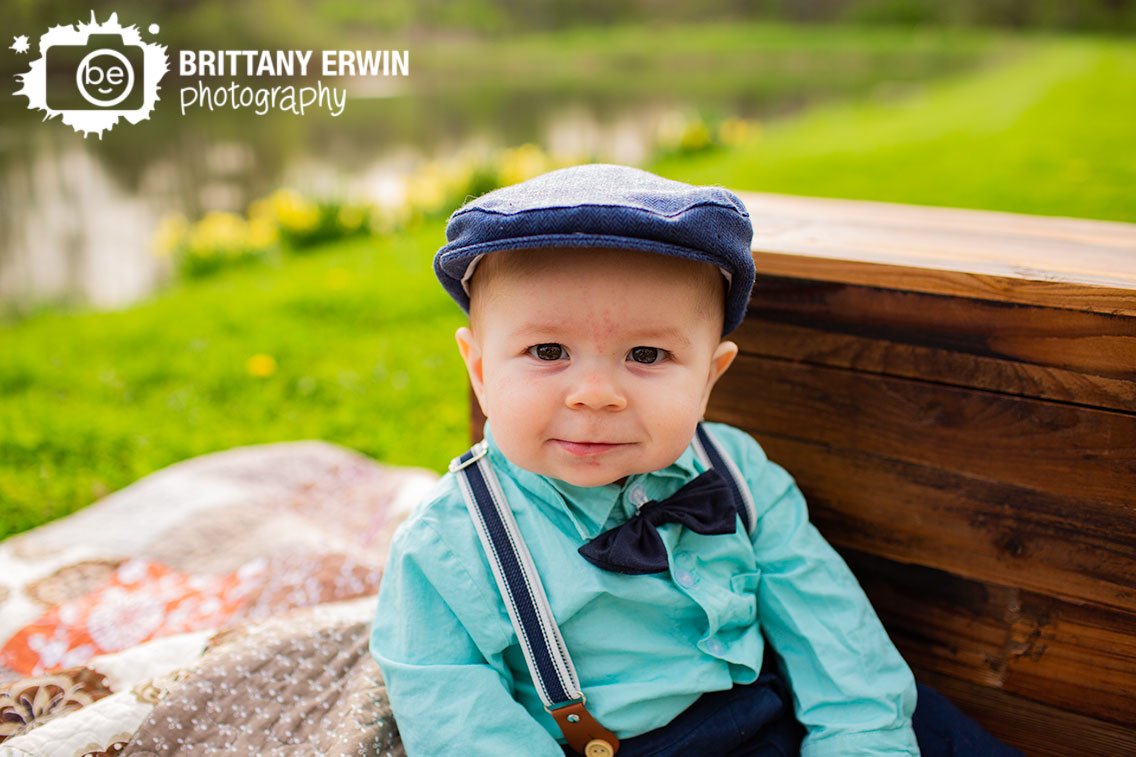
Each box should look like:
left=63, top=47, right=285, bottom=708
left=481, top=420, right=706, bottom=540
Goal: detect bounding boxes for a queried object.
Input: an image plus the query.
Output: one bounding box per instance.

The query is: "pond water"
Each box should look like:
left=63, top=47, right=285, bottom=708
left=0, top=86, right=724, bottom=314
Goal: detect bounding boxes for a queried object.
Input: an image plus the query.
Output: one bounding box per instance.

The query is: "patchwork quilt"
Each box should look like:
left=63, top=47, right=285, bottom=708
left=0, top=441, right=437, bottom=756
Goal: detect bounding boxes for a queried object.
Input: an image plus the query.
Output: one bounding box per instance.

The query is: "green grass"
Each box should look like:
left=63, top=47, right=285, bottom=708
left=651, top=36, right=1136, bottom=222
left=314, top=21, right=1009, bottom=156
left=412, top=22, right=1002, bottom=101
left=0, top=223, right=469, bottom=538
left=3, top=28, right=1134, bottom=540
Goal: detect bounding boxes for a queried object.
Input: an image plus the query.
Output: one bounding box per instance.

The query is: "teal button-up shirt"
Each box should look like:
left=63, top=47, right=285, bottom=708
left=370, top=421, right=918, bottom=755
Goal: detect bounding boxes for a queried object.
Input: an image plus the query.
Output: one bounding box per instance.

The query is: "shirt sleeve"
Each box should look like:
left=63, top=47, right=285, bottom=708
left=720, top=425, right=920, bottom=756
left=370, top=515, right=565, bottom=757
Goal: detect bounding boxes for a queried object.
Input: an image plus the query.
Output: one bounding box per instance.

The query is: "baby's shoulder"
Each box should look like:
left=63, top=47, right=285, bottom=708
left=699, top=420, right=770, bottom=469
left=390, top=471, right=481, bottom=554
left=404, top=470, right=466, bottom=517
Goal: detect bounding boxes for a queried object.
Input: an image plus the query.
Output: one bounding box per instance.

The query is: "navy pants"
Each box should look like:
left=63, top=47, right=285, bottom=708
left=562, top=671, right=1023, bottom=756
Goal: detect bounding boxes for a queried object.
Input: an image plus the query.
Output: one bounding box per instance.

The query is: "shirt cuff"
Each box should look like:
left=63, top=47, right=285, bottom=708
left=801, top=726, right=920, bottom=757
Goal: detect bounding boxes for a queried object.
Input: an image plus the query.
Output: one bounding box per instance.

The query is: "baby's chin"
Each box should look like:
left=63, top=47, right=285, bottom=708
left=514, top=451, right=636, bottom=488
left=503, top=438, right=686, bottom=487
left=552, top=469, right=633, bottom=488
left=538, top=452, right=676, bottom=489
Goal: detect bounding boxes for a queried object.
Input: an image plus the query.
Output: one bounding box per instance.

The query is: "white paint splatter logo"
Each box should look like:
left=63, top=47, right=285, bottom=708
left=14, top=12, right=168, bottom=139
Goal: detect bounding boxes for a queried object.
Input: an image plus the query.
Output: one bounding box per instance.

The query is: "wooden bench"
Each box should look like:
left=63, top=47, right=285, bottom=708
left=472, top=193, right=1136, bottom=756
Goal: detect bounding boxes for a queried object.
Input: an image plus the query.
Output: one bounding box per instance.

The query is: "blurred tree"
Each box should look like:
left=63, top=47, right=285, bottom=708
left=9, top=0, right=1134, bottom=41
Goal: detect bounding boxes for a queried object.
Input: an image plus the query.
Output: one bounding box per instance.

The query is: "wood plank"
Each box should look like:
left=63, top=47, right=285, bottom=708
left=713, top=354, right=1136, bottom=507
left=736, top=277, right=1136, bottom=412
left=843, top=551, right=1018, bottom=688
left=731, top=433, right=1136, bottom=612
left=840, top=550, right=1136, bottom=728
left=746, top=277, right=1136, bottom=379
left=914, top=669, right=1136, bottom=757
left=1005, top=592, right=1136, bottom=727
left=739, top=192, right=1136, bottom=316
left=750, top=252, right=1136, bottom=319
left=737, top=319, right=1136, bottom=414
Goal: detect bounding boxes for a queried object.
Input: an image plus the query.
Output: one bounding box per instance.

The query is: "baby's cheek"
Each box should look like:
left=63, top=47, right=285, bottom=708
left=486, top=371, right=529, bottom=412
left=488, top=379, right=548, bottom=440
left=642, top=415, right=698, bottom=465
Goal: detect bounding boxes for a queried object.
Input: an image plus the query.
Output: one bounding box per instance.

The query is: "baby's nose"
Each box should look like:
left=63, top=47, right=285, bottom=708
left=565, top=370, right=627, bottom=411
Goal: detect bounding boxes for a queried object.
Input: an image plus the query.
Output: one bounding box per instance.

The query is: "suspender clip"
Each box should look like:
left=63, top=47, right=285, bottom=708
left=448, top=440, right=489, bottom=472
left=544, top=693, right=586, bottom=714
left=547, top=697, right=620, bottom=756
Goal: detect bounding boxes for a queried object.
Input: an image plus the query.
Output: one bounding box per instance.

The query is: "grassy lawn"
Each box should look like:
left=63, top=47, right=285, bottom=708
left=0, top=223, right=468, bottom=537
left=410, top=22, right=1002, bottom=102
left=2, top=28, right=1133, bottom=539
left=652, top=36, right=1136, bottom=222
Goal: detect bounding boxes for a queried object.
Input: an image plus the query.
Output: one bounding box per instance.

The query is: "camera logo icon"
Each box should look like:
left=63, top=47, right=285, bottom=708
left=47, top=33, right=145, bottom=110
left=15, top=12, right=168, bottom=138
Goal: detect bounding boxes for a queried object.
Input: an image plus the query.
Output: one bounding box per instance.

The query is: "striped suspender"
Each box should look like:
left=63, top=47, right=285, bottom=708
left=450, top=439, right=584, bottom=707
left=692, top=424, right=757, bottom=535
left=449, top=440, right=619, bottom=755
left=449, top=423, right=752, bottom=755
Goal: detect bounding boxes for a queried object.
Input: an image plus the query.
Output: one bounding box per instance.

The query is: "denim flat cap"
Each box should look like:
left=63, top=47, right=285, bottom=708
left=435, top=163, right=755, bottom=334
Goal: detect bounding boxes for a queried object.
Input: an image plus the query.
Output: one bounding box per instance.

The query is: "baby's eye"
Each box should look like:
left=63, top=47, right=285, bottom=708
left=528, top=343, right=568, bottom=361
left=628, top=346, right=666, bottom=365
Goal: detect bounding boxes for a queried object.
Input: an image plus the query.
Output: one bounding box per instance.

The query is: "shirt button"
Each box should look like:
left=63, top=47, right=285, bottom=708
left=628, top=484, right=648, bottom=507
left=706, top=638, right=725, bottom=656
left=674, top=569, right=695, bottom=588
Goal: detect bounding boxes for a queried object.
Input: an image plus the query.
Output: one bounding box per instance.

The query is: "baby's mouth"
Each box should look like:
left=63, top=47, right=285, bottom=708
left=553, top=440, right=629, bottom=457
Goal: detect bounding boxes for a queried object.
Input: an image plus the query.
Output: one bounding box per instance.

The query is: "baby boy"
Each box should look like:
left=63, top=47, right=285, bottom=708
left=370, top=164, right=1015, bottom=756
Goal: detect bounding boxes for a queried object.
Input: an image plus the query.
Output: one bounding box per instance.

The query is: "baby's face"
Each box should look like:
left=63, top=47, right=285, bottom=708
left=456, top=247, right=738, bottom=487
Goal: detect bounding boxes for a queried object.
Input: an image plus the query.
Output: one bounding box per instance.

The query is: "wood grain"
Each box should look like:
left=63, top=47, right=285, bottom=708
left=735, top=277, right=1136, bottom=411
left=739, top=192, right=1136, bottom=315
left=721, top=432, right=1136, bottom=613
left=712, top=355, right=1136, bottom=507
left=840, top=550, right=1136, bottom=727
left=914, top=669, right=1136, bottom=757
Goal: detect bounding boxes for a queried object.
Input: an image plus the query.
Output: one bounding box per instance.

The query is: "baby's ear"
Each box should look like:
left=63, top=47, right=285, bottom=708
left=455, top=327, right=488, bottom=415
left=701, top=340, right=739, bottom=408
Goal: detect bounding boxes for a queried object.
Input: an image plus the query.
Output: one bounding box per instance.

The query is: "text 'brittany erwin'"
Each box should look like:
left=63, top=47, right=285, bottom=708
left=178, top=49, right=410, bottom=78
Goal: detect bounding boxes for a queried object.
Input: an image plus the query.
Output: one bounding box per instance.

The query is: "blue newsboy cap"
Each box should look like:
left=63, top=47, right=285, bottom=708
left=434, top=163, right=755, bottom=334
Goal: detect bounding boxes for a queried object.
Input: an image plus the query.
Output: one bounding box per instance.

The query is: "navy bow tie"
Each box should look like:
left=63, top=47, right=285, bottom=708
left=578, top=469, right=738, bottom=575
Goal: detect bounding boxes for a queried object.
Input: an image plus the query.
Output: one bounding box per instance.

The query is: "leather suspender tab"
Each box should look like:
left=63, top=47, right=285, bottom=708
left=549, top=701, right=620, bottom=756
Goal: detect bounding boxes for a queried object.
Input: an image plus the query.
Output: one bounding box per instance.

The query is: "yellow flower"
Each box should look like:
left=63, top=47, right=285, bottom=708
left=246, top=353, right=277, bottom=378
left=268, top=189, right=320, bottom=233
left=248, top=197, right=271, bottom=223
left=152, top=214, right=188, bottom=259
left=337, top=205, right=366, bottom=231
left=679, top=120, right=712, bottom=152
left=718, top=117, right=757, bottom=147
left=498, top=144, right=549, bottom=187
left=189, top=211, right=247, bottom=253
left=247, top=216, right=278, bottom=249
left=406, top=162, right=449, bottom=214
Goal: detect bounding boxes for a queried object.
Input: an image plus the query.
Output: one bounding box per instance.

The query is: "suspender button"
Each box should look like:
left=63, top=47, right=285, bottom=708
left=585, top=740, right=616, bottom=757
